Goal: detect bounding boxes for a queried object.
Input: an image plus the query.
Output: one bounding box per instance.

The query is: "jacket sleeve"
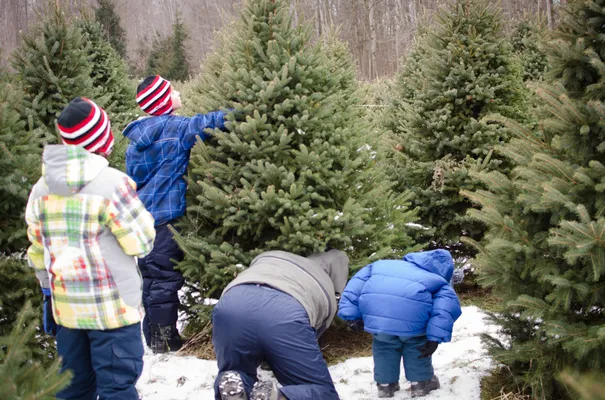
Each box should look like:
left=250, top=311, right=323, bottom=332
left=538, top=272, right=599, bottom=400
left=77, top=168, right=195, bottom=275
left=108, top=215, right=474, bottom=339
left=183, top=111, right=227, bottom=150
left=25, top=189, right=50, bottom=290
left=337, top=264, right=372, bottom=321
left=105, top=176, right=156, bottom=258
left=426, top=284, right=462, bottom=343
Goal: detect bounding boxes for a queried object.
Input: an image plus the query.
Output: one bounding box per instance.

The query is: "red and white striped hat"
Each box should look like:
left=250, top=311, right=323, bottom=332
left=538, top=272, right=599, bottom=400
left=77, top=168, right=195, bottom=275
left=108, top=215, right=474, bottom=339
left=57, top=97, right=114, bottom=156
left=136, top=75, right=173, bottom=116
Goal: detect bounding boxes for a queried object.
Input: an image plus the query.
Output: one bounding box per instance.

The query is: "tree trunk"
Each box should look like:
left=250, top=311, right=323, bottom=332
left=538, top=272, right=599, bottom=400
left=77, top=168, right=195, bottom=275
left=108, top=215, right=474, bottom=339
left=545, top=0, right=553, bottom=29
left=365, top=0, right=377, bottom=79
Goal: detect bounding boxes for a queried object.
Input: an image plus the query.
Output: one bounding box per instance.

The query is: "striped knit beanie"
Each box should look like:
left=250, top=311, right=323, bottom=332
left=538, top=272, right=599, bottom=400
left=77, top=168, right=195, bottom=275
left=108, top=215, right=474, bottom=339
left=57, top=97, right=114, bottom=156
left=136, top=75, right=173, bottom=116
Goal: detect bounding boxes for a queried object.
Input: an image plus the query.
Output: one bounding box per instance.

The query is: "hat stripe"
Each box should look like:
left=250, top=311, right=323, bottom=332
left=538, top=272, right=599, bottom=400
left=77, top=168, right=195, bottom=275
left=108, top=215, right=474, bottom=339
left=136, top=75, right=163, bottom=103
left=58, top=98, right=99, bottom=136
left=61, top=107, right=107, bottom=147
left=87, top=121, right=112, bottom=153
left=57, top=97, right=115, bottom=156
left=147, top=94, right=173, bottom=115
left=139, top=80, right=170, bottom=111
left=136, top=75, right=174, bottom=116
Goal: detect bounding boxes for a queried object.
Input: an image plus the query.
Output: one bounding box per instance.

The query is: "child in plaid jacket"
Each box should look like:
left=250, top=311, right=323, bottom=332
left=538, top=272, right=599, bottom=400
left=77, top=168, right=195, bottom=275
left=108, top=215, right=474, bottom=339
left=25, top=97, right=156, bottom=400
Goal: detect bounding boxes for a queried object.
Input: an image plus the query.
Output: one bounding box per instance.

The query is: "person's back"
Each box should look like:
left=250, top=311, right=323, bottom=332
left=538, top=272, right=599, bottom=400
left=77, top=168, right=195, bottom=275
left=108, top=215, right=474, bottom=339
left=26, top=97, right=156, bottom=400
left=223, top=250, right=349, bottom=336
left=123, top=75, right=227, bottom=353
left=123, top=112, right=224, bottom=225
left=214, top=249, right=349, bottom=400
left=338, top=249, right=462, bottom=398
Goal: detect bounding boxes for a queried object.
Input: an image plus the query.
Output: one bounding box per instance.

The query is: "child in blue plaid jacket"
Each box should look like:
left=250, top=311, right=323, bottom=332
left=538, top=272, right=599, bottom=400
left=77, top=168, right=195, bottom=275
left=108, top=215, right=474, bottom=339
left=123, top=74, right=228, bottom=353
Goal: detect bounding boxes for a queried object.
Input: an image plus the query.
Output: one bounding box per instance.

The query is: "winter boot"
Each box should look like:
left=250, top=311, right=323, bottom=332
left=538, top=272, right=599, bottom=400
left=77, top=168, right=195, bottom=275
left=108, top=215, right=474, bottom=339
left=250, top=380, right=284, bottom=400
left=218, top=371, right=247, bottom=400
left=376, top=382, right=400, bottom=398
left=150, top=324, right=183, bottom=354
left=411, top=375, right=440, bottom=397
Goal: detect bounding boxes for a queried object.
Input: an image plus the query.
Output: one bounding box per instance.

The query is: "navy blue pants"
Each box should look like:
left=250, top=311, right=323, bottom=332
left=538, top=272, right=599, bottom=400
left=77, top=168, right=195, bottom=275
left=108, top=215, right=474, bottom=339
left=212, top=284, right=339, bottom=400
left=372, top=334, right=434, bottom=384
left=138, top=221, right=184, bottom=345
left=55, top=323, right=144, bottom=400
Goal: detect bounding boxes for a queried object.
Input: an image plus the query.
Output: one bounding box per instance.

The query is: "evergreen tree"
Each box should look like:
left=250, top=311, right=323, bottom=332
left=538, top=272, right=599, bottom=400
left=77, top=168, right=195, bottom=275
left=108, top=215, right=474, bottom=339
left=175, top=0, right=418, bottom=323
left=0, top=302, right=71, bottom=399
left=11, top=0, right=100, bottom=136
left=0, top=71, right=45, bottom=253
left=145, top=34, right=173, bottom=78
left=146, top=14, right=190, bottom=81
left=388, top=0, right=527, bottom=258
left=169, top=13, right=190, bottom=82
left=77, top=19, right=140, bottom=169
left=510, top=20, right=549, bottom=81
left=94, top=0, right=127, bottom=58
left=464, top=1, right=605, bottom=398
left=560, top=371, right=605, bottom=400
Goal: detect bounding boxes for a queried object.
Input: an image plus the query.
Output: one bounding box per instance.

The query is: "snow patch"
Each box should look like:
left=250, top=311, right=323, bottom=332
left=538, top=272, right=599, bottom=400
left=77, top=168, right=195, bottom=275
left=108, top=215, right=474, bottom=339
left=137, top=306, right=499, bottom=399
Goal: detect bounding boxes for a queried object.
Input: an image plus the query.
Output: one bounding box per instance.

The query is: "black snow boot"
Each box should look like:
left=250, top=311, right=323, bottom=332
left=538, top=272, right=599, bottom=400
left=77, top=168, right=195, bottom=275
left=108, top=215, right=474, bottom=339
left=376, top=382, right=400, bottom=398
left=218, top=371, right=247, bottom=400
left=250, top=380, right=284, bottom=400
left=411, top=375, right=440, bottom=397
left=150, top=324, right=183, bottom=354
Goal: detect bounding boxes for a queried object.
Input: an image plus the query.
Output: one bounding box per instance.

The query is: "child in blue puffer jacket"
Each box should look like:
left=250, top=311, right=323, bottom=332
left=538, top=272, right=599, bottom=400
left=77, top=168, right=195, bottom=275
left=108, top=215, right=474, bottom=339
left=338, top=249, right=462, bottom=398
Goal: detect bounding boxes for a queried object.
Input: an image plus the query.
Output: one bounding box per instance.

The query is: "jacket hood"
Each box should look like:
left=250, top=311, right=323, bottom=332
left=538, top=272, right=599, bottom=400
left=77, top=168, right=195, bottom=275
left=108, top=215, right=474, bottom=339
left=122, top=116, right=161, bottom=151
left=403, top=249, right=454, bottom=282
left=307, top=249, right=350, bottom=294
left=42, top=145, right=108, bottom=196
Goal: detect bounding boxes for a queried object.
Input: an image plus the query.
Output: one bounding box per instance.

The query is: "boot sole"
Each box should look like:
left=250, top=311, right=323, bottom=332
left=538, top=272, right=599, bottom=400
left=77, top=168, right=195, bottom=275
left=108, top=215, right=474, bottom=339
left=219, top=372, right=247, bottom=400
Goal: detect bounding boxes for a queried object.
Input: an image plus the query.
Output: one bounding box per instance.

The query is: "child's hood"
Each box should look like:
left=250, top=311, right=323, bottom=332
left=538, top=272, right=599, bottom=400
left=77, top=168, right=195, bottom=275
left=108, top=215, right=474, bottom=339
left=122, top=116, right=163, bottom=151
left=42, top=145, right=108, bottom=196
left=403, top=249, right=454, bottom=282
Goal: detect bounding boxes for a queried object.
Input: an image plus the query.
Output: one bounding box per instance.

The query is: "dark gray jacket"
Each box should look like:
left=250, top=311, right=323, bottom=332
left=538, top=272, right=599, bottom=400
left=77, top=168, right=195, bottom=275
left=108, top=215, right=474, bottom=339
left=223, top=249, right=349, bottom=336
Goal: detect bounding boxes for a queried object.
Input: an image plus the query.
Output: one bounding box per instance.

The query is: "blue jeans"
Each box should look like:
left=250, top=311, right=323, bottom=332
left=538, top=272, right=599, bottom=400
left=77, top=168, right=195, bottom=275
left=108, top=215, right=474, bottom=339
left=213, top=284, right=339, bottom=400
left=56, top=323, right=144, bottom=400
left=372, top=333, right=434, bottom=384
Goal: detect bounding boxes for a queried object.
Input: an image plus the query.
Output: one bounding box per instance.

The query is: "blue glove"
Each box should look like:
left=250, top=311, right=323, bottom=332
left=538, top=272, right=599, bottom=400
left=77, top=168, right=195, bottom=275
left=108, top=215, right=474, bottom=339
left=347, top=320, right=364, bottom=333
left=41, top=288, right=58, bottom=336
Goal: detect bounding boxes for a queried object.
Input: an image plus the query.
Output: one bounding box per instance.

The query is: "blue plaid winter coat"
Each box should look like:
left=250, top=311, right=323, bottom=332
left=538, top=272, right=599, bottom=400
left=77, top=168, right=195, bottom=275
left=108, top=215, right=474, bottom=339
left=338, top=249, right=462, bottom=343
left=123, top=112, right=226, bottom=226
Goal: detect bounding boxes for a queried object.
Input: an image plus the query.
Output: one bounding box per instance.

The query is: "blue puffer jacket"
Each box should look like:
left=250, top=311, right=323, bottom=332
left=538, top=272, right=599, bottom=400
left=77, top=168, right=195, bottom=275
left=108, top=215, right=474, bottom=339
left=338, top=249, right=462, bottom=343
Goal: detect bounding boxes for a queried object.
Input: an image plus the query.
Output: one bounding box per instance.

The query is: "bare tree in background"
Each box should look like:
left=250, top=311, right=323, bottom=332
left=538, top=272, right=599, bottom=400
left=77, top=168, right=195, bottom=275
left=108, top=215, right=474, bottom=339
left=1, top=0, right=560, bottom=79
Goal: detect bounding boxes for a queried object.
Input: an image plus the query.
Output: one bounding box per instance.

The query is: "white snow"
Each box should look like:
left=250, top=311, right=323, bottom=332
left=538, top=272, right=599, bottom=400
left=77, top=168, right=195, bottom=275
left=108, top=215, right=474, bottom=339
left=137, top=306, right=498, bottom=399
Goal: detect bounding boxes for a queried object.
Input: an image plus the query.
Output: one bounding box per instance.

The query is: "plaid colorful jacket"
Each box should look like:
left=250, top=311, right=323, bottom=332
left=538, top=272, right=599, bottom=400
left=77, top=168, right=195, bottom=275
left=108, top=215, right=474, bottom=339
left=123, top=112, right=226, bottom=226
left=26, top=145, right=156, bottom=330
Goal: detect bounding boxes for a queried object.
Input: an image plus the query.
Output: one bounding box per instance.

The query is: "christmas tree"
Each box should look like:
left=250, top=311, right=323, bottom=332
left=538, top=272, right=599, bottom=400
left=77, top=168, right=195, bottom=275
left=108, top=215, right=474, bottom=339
left=510, top=20, right=549, bottom=82
left=94, top=0, right=127, bottom=58
left=0, top=302, right=71, bottom=399
left=388, top=0, right=527, bottom=258
left=463, top=1, right=605, bottom=398
left=175, top=0, right=418, bottom=323
left=77, top=18, right=140, bottom=169
left=146, top=14, right=191, bottom=82
left=11, top=0, right=100, bottom=135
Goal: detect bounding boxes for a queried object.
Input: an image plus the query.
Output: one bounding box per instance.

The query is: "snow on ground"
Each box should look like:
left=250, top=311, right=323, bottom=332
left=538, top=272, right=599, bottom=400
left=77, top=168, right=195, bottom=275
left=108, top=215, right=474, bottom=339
left=137, top=306, right=499, bottom=399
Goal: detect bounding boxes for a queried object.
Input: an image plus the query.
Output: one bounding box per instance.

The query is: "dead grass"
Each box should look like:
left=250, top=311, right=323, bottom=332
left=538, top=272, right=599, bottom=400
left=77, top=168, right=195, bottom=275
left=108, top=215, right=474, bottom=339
left=178, top=322, right=215, bottom=360
left=480, top=367, right=531, bottom=400
left=319, top=323, right=373, bottom=365
left=459, top=287, right=504, bottom=313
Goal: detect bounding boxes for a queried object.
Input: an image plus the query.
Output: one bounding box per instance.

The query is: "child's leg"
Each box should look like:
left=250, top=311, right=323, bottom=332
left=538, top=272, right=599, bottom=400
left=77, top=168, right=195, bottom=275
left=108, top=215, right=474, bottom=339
left=89, top=323, right=144, bottom=400
left=400, top=335, right=434, bottom=382
left=372, top=333, right=403, bottom=384
left=56, top=327, right=96, bottom=400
